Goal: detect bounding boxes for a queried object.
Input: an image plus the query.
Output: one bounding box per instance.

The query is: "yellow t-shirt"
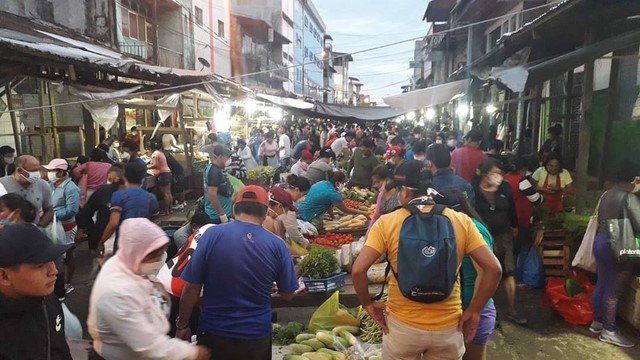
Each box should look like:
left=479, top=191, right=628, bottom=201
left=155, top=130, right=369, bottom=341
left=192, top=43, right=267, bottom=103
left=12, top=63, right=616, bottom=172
left=365, top=206, right=487, bottom=331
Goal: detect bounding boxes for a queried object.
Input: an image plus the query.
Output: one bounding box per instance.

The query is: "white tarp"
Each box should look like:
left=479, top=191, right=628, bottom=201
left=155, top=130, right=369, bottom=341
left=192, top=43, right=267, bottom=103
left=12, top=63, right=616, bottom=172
left=65, top=85, right=142, bottom=130
left=256, top=93, right=314, bottom=110
left=383, top=79, right=468, bottom=111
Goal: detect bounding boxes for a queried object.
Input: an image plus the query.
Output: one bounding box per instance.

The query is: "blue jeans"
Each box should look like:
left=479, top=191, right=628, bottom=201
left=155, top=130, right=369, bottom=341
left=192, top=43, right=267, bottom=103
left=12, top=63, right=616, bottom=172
left=592, top=232, right=632, bottom=331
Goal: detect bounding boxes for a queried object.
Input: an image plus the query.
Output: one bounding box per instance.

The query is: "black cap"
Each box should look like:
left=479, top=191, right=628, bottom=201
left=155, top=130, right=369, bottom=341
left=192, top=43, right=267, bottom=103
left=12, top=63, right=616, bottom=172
left=394, top=160, right=432, bottom=191
left=0, top=224, right=72, bottom=267
left=361, top=139, right=376, bottom=149
left=212, top=144, right=231, bottom=158
left=319, top=147, right=336, bottom=159
left=0, top=145, right=15, bottom=156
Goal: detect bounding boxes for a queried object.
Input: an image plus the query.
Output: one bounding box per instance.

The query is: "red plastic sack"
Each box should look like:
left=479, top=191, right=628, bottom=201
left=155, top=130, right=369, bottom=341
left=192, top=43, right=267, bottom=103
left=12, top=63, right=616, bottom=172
left=545, top=272, right=594, bottom=326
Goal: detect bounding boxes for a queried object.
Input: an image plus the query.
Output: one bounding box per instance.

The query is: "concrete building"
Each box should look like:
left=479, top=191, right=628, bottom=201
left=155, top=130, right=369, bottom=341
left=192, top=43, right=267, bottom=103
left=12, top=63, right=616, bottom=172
left=333, top=52, right=353, bottom=105
left=293, top=0, right=326, bottom=100
left=230, top=0, right=291, bottom=92
left=282, top=0, right=296, bottom=93
left=192, top=0, right=231, bottom=77
left=323, top=34, right=336, bottom=103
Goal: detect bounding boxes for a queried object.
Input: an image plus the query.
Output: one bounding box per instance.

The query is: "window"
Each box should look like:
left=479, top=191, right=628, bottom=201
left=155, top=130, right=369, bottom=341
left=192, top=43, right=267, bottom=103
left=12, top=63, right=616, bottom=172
left=218, top=20, right=225, bottom=38
left=305, top=16, right=308, bottom=28
left=120, top=4, right=152, bottom=42
left=486, top=27, right=501, bottom=52
left=129, top=12, right=139, bottom=39
left=305, top=47, right=308, bottom=58
left=195, top=6, right=203, bottom=25
left=296, top=34, right=302, bottom=47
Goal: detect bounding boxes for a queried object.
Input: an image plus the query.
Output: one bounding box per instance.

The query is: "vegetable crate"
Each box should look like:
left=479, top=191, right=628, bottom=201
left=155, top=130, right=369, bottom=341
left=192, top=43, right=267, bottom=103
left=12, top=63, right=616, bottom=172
left=619, top=276, right=640, bottom=330
left=303, top=272, right=347, bottom=294
left=534, top=229, right=572, bottom=278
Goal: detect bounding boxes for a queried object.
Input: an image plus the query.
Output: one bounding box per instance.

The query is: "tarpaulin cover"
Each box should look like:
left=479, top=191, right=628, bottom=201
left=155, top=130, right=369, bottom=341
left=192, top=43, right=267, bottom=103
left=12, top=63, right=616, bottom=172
left=383, top=79, right=468, bottom=111
left=308, top=103, right=405, bottom=122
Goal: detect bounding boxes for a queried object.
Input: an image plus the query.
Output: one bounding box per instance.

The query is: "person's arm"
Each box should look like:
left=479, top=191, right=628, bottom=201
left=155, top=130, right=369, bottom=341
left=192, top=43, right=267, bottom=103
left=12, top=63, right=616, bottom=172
left=99, top=294, right=202, bottom=359
left=98, top=211, right=121, bottom=252
left=71, top=163, right=86, bottom=181
left=56, top=184, right=80, bottom=221
left=207, top=186, right=226, bottom=221
left=176, top=281, right=202, bottom=340
left=275, top=243, right=299, bottom=301
left=334, top=202, right=368, bottom=217
left=352, top=245, right=387, bottom=333
left=627, top=194, right=640, bottom=233
left=38, top=207, right=54, bottom=227
left=37, top=182, right=54, bottom=226
left=562, top=172, right=575, bottom=194
left=520, top=178, right=543, bottom=206
left=148, top=153, right=158, bottom=169
left=238, top=148, right=252, bottom=161
left=347, top=151, right=355, bottom=175
left=365, top=191, right=384, bottom=236
left=282, top=211, right=310, bottom=249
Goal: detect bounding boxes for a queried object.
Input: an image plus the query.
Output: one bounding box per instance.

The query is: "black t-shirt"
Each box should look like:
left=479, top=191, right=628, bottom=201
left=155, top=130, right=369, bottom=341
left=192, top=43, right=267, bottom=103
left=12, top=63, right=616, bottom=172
left=206, top=164, right=233, bottom=198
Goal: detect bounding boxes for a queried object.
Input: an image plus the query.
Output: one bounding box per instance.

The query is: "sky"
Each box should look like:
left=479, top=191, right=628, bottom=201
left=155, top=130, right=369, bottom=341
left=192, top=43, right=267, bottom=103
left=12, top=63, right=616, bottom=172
left=314, top=0, right=430, bottom=105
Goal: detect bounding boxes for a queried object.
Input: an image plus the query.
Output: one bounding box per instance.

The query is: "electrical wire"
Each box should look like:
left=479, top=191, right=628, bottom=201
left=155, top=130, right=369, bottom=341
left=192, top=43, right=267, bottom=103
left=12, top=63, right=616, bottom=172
left=0, top=0, right=564, bottom=114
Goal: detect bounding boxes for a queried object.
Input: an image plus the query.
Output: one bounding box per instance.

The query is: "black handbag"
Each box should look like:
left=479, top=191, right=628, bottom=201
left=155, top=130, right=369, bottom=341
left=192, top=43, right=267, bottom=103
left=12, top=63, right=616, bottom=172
left=606, top=193, right=640, bottom=264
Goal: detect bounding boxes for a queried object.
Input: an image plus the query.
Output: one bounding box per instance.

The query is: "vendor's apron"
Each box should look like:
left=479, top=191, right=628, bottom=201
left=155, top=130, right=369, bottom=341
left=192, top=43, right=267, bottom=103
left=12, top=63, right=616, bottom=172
left=542, top=173, right=563, bottom=216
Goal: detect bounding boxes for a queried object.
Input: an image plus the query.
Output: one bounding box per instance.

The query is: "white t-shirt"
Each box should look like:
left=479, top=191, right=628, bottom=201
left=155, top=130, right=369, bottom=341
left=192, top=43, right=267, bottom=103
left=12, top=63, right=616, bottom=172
left=279, top=134, right=291, bottom=159
left=331, top=137, right=348, bottom=156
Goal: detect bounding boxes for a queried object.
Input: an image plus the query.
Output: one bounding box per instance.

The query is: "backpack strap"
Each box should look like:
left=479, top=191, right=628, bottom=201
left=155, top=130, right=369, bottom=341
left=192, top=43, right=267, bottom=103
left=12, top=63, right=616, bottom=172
left=429, top=204, right=447, bottom=215
left=372, top=257, right=394, bottom=301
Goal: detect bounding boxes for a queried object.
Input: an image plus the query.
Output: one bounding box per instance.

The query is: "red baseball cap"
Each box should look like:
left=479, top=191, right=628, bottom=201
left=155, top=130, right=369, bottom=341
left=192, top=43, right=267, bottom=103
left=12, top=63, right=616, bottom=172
left=235, top=185, right=269, bottom=206
left=269, top=186, right=297, bottom=212
left=384, top=146, right=402, bottom=160
left=301, top=150, right=314, bottom=161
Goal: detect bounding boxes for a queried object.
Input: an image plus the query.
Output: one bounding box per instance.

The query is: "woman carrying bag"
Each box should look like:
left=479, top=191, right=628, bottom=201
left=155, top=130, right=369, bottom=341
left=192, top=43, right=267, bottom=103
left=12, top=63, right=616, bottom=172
left=590, top=161, right=640, bottom=347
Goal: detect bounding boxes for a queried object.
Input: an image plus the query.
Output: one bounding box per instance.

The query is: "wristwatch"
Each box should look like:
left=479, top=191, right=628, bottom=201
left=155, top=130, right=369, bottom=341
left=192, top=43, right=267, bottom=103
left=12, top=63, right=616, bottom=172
left=175, top=317, right=188, bottom=330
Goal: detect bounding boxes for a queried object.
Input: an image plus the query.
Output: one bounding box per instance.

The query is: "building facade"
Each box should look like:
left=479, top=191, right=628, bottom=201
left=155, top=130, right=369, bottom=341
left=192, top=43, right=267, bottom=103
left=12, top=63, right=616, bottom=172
left=293, top=0, right=325, bottom=100
left=192, top=0, right=231, bottom=77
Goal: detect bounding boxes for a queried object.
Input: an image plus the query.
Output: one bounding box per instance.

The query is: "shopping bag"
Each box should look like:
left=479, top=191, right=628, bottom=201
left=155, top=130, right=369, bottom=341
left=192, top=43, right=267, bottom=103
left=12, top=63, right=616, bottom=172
left=291, top=241, right=309, bottom=256
left=545, top=272, right=594, bottom=326
left=607, top=193, right=640, bottom=264
left=43, top=214, right=65, bottom=244
left=572, top=215, right=598, bottom=272
left=308, top=291, right=340, bottom=333
left=517, top=245, right=546, bottom=289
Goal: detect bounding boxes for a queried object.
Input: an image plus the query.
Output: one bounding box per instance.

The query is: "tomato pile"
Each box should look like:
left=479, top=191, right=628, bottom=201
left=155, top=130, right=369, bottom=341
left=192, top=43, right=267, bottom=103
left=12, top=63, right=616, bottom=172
left=343, top=199, right=368, bottom=209
left=312, top=233, right=354, bottom=249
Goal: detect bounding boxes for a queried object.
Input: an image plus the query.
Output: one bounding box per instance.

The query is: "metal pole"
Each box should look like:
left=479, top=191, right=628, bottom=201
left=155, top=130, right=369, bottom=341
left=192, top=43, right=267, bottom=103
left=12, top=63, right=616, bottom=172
left=576, top=27, right=594, bottom=214
left=46, top=82, right=61, bottom=157
left=5, top=85, right=21, bottom=155
left=38, top=81, right=48, bottom=162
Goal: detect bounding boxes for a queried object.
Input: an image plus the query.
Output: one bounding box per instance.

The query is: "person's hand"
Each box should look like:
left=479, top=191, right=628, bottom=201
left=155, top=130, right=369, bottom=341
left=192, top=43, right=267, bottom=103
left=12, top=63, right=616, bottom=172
left=75, top=229, right=86, bottom=244
left=195, top=345, right=210, bottom=360
left=176, top=327, right=192, bottom=341
left=364, top=301, right=388, bottom=334
left=219, top=214, right=229, bottom=223
left=96, top=243, right=105, bottom=257
left=458, top=310, right=480, bottom=343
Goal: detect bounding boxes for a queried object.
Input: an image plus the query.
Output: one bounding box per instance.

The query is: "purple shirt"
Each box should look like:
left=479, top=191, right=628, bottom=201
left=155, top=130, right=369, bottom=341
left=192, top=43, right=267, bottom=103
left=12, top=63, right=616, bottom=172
left=450, top=145, right=486, bottom=182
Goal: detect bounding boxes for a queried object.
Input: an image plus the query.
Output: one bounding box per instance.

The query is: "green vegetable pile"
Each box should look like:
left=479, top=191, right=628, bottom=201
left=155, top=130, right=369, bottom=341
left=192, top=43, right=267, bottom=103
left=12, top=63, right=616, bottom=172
left=358, top=293, right=387, bottom=344
left=272, top=322, right=305, bottom=345
left=299, top=246, right=339, bottom=279
left=247, top=166, right=276, bottom=184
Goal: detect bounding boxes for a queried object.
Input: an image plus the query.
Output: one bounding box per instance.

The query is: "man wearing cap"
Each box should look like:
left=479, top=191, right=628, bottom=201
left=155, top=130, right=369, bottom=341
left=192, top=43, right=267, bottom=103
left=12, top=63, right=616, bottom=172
left=0, top=224, right=73, bottom=360
left=0, top=145, right=16, bottom=177
left=264, top=186, right=310, bottom=252
left=348, top=139, right=379, bottom=188
left=305, top=147, right=336, bottom=186
left=291, top=150, right=314, bottom=178
left=44, top=159, right=81, bottom=295
left=203, top=144, right=234, bottom=224
left=0, top=155, right=53, bottom=227
left=451, top=129, right=486, bottom=182
left=426, top=144, right=476, bottom=205
left=177, top=186, right=298, bottom=359
left=384, top=146, right=404, bottom=169
left=352, top=160, right=502, bottom=360
left=330, top=131, right=355, bottom=159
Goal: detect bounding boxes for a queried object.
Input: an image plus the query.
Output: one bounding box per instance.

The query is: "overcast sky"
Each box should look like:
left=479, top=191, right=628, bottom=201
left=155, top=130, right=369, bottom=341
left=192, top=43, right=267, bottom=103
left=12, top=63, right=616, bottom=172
left=314, top=0, right=429, bottom=104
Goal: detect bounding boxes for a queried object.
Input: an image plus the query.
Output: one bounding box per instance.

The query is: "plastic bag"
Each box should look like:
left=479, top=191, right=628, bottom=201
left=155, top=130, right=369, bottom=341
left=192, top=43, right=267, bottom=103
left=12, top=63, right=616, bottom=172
left=42, top=214, right=65, bottom=245
left=571, top=215, right=598, bottom=272
left=291, top=241, right=309, bottom=256
left=308, top=291, right=340, bottom=333
left=62, top=303, right=83, bottom=339
left=545, top=271, right=594, bottom=325
left=517, top=245, right=546, bottom=289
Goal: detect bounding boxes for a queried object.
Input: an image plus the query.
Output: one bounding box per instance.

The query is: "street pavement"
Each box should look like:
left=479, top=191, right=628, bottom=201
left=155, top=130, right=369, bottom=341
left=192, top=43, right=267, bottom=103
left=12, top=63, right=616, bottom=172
left=64, top=227, right=640, bottom=360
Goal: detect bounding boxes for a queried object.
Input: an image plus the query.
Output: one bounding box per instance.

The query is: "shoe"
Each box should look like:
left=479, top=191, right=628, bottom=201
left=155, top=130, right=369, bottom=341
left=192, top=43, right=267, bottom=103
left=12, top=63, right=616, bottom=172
left=64, top=283, right=75, bottom=295
left=172, top=203, right=185, bottom=210
left=599, top=330, right=635, bottom=348
left=506, top=312, right=528, bottom=326
left=589, top=321, right=603, bottom=334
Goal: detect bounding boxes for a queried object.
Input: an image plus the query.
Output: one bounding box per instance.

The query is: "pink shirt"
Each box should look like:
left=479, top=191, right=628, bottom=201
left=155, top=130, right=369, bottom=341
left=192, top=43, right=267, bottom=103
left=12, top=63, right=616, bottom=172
left=72, top=161, right=111, bottom=192
left=149, top=150, right=171, bottom=176
left=450, top=145, right=486, bottom=182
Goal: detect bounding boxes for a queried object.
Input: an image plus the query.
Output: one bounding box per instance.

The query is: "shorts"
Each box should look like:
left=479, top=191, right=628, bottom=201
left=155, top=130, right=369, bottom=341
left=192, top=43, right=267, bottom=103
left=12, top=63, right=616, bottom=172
left=197, top=331, right=271, bottom=360
left=383, top=314, right=465, bottom=360
left=157, top=172, right=173, bottom=186
left=472, top=303, right=496, bottom=346
left=493, top=231, right=516, bottom=277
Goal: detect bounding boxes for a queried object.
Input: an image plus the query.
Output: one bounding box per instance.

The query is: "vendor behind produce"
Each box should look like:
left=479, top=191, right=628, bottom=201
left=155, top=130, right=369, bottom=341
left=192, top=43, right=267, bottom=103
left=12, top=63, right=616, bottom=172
left=202, top=144, right=234, bottom=224
left=263, top=186, right=310, bottom=255
left=306, top=147, right=336, bottom=186
left=298, top=170, right=368, bottom=228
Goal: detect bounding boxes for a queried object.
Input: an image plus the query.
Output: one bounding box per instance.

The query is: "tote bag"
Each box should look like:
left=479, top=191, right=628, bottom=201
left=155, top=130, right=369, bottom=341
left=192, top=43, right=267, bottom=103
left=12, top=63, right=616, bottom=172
left=572, top=193, right=605, bottom=273
left=607, top=193, right=640, bottom=264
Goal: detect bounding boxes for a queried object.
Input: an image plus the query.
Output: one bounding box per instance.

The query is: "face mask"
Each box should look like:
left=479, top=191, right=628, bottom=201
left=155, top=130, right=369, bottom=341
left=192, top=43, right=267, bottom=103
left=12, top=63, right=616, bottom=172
left=414, top=134, right=421, bottom=139
left=414, top=155, right=426, bottom=161
left=435, top=140, right=443, bottom=144
left=20, top=170, right=40, bottom=184
left=488, top=173, right=503, bottom=186
left=138, top=252, right=167, bottom=276
left=4, top=157, right=14, bottom=164
left=337, top=183, right=346, bottom=192
left=122, top=152, right=131, bottom=161
left=447, top=139, right=456, bottom=147
left=48, top=172, right=59, bottom=182
left=106, top=180, right=113, bottom=185
left=113, top=142, right=120, bottom=149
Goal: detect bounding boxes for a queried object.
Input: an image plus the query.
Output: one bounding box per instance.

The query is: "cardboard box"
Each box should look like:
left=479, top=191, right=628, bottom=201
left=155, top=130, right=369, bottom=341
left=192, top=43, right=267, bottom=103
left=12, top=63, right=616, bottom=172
left=619, top=276, right=640, bottom=330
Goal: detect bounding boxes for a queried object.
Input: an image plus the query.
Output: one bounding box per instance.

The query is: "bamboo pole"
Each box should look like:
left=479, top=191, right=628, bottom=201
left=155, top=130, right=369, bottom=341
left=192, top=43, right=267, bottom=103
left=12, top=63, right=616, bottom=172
left=5, top=85, right=21, bottom=155
left=46, top=82, right=61, bottom=157
left=38, top=81, right=48, bottom=162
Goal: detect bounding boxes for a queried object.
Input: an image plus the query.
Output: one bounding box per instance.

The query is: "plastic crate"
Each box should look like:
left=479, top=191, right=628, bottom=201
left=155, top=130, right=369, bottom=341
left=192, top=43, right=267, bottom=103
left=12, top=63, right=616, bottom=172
left=303, top=272, right=347, bottom=294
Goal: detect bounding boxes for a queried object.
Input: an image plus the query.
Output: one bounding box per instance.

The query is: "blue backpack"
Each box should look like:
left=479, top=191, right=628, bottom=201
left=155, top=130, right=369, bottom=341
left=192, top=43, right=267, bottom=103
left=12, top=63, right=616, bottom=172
left=388, top=204, right=459, bottom=303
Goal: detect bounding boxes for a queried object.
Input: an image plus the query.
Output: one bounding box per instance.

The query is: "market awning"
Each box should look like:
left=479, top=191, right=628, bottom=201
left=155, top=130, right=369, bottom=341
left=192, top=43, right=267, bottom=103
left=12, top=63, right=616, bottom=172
left=382, top=79, right=468, bottom=111
left=256, top=94, right=314, bottom=110
left=307, top=103, right=405, bottom=122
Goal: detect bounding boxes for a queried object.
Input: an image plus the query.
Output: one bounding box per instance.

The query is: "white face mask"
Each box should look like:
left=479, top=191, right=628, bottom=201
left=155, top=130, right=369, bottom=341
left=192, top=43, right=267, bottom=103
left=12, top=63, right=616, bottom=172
left=138, top=252, right=167, bottom=276
left=488, top=173, right=504, bottom=186
left=21, top=170, right=40, bottom=184
left=447, top=139, right=456, bottom=148
left=48, top=171, right=59, bottom=182
left=414, top=155, right=426, bottom=161
left=122, top=152, right=131, bottom=161
left=337, top=183, right=346, bottom=192
left=4, top=157, right=14, bottom=164
left=435, top=140, right=443, bottom=144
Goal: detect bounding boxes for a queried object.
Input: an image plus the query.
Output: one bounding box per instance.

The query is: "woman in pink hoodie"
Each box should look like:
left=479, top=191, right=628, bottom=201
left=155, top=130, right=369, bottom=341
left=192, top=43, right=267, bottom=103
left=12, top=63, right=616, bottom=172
left=72, top=148, right=113, bottom=206
left=87, top=218, right=209, bottom=360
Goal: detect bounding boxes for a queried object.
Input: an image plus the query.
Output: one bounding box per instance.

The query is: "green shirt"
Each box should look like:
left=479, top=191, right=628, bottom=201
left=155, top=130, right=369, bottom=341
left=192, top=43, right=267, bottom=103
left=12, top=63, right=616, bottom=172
left=461, top=219, right=494, bottom=310
left=348, top=148, right=379, bottom=186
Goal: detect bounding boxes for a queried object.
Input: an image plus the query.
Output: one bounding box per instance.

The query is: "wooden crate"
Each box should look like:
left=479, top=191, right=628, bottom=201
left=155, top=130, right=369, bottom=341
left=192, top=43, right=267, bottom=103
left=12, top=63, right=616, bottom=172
left=534, top=229, right=572, bottom=278
left=619, top=276, right=640, bottom=330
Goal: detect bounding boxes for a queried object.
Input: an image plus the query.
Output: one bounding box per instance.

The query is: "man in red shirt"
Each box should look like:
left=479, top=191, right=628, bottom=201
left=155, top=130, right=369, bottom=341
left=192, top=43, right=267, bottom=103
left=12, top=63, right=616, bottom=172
left=451, top=129, right=486, bottom=182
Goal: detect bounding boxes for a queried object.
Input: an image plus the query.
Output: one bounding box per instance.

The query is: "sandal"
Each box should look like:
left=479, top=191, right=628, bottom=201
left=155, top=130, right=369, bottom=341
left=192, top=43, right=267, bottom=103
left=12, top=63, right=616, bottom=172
left=506, top=312, right=528, bottom=326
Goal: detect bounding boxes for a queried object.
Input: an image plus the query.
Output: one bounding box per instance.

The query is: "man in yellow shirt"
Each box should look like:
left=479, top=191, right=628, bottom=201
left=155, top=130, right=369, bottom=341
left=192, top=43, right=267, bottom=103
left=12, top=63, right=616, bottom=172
left=352, top=160, right=502, bottom=360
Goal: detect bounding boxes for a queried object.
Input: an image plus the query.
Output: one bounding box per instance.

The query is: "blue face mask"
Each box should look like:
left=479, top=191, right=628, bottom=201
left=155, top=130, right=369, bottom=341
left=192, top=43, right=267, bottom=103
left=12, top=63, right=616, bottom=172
left=0, top=219, right=13, bottom=227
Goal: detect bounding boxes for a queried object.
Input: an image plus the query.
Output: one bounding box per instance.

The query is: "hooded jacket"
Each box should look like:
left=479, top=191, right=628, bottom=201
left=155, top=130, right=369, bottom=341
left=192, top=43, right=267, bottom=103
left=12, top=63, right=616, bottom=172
left=87, top=218, right=198, bottom=360
left=0, top=293, right=72, bottom=360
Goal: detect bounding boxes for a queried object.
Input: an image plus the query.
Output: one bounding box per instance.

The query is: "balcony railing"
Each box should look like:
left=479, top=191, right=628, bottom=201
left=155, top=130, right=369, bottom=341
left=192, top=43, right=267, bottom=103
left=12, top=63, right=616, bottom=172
left=158, top=46, right=184, bottom=69
left=120, top=42, right=153, bottom=61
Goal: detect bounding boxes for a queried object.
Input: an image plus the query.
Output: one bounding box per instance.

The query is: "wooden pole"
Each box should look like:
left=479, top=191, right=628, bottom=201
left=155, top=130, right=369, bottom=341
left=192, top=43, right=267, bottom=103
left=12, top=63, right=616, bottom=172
left=37, top=81, right=48, bottom=162
left=5, top=85, right=21, bottom=155
left=576, top=27, right=594, bottom=214
left=599, top=48, right=622, bottom=186
left=46, top=82, right=61, bottom=157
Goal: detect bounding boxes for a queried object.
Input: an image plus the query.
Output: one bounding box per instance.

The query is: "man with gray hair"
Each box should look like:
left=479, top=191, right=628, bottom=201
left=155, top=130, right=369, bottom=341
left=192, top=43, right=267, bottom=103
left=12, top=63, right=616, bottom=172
left=0, top=155, right=53, bottom=227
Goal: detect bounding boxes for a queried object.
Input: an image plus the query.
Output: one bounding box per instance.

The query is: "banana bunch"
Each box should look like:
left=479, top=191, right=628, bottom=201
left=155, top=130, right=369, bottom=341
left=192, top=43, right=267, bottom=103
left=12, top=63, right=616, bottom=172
left=324, top=214, right=367, bottom=232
